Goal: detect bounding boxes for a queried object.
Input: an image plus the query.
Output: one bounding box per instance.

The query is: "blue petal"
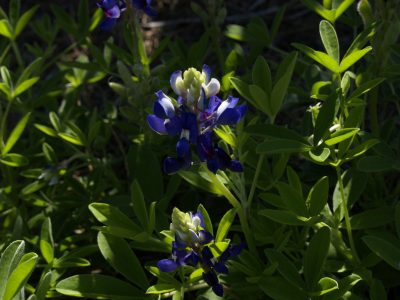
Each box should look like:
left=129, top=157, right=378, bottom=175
left=202, top=271, right=223, bottom=296
left=207, top=157, right=220, bottom=173
left=147, top=115, right=167, bottom=134
left=184, top=251, right=199, bottom=266
left=197, top=132, right=214, bottom=161
left=217, top=108, right=241, bottom=125
left=163, top=157, right=185, bottom=174
left=174, top=235, right=187, bottom=249
left=212, top=283, right=224, bottom=297
left=226, top=96, right=239, bottom=108
left=153, top=91, right=175, bottom=119
left=176, top=138, right=190, bottom=158
left=215, top=147, right=232, bottom=169
left=202, top=64, right=211, bottom=83
left=97, top=0, right=117, bottom=10
left=157, top=259, right=178, bottom=272
left=229, top=160, right=244, bottom=172
left=207, top=95, right=222, bottom=113
left=105, top=5, right=121, bottom=18
left=99, top=17, right=117, bottom=30
left=182, top=112, right=198, bottom=144
left=214, top=262, right=229, bottom=274
left=165, top=116, right=182, bottom=136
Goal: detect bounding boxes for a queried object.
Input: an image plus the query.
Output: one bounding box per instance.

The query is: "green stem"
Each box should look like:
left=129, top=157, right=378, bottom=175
left=335, top=166, right=360, bottom=265
left=11, top=40, right=23, bottom=68
left=0, top=100, right=12, bottom=149
left=247, top=153, right=264, bottom=208
left=0, top=44, right=11, bottom=66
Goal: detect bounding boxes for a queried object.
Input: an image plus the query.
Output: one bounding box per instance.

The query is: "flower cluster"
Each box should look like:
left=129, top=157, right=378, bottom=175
left=97, top=0, right=156, bottom=30
left=147, top=65, right=247, bottom=174
left=157, top=208, right=243, bottom=296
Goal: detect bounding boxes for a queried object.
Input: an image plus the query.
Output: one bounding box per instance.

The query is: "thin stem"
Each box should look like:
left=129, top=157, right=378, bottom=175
left=335, top=166, right=360, bottom=265
left=0, top=44, right=11, bottom=66
left=247, top=154, right=264, bottom=208
left=11, top=40, right=23, bottom=68
left=0, top=100, right=12, bottom=149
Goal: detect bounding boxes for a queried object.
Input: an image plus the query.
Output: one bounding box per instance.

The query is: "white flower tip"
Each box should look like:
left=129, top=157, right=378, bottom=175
left=205, top=78, right=220, bottom=98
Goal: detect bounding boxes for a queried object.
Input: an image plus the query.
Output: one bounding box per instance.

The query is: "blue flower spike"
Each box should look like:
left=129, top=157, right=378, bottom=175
left=156, top=207, right=244, bottom=297
left=148, top=65, right=247, bottom=173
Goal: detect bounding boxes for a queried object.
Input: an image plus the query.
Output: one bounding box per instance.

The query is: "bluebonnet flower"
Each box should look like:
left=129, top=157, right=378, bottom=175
left=157, top=208, right=243, bottom=297
left=197, top=132, right=244, bottom=173
left=148, top=65, right=247, bottom=174
left=97, top=0, right=156, bottom=30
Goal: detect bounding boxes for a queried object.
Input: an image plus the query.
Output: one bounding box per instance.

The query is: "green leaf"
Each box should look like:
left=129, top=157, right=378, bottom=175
left=13, top=77, right=39, bottom=97
left=257, top=138, right=312, bottom=154
left=344, top=23, right=377, bottom=57
left=0, top=83, right=11, bottom=99
left=277, top=182, right=307, bottom=216
left=3, top=253, right=39, bottom=300
left=230, top=77, right=262, bottom=111
left=265, top=250, right=304, bottom=288
left=58, top=132, right=84, bottom=146
left=309, top=147, right=331, bottom=163
left=56, top=274, right=143, bottom=299
left=89, top=203, right=142, bottom=240
left=249, top=84, right=272, bottom=117
left=0, top=240, right=25, bottom=299
left=130, top=180, right=149, bottom=231
left=309, top=277, right=338, bottom=296
left=97, top=232, right=149, bottom=289
left=357, top=155, right=398, bottom=172
left=319, top=20, right=339, bottom=62
left=0, top=153, right=29, bottom=167
left=313, top=92, right=338, bottom=145
left=325, top=128, right=359, bottom=146
left=339, top=46, right=372, bottom=73
left=179, top=170, right=224, bottom=195
left=146, top=284, right=176, bottom=295
left=344, top=138, right=379, bottom=161
left=15, top=5, right=39, bottom=38
left=348, top=78, right=385, bottom=99
left=259, top=276, right=309, bottom=300
left=215, top=208, right=236, bottom=242
left=34, top=124, right=58, bottom=137
left=2, top=112, right=30, bottom=155
left=197, top=204, right=213, bottom=235
left=302, top=0, right=335, bottom=22
left=323, top=274, right=361, bottom=300
left=304, top=226, right=331, bottom=289
left=252, top=56, right=272, bottom=92
left=259, top=209, right=313, bottom=226
left=53, top=257, right=90, bottom=268
left=335, top=0, right=356, bottom=21
left=0, top=19, right=13, bottom=39
left=90, top=8, right=103, bottom=32
left=16, top=57, right=43, bottom=86
left=362, top=235, right=400, bottom=270
left=287, top=167, right=303, bottom=196
left=245, top=124, right=306, bottom=142
left=214, top=127, right=236, bottom=148
left=307, top=176, right=329, bottom=216
left=350, top=206, right=394, bottom=230
left=293, top=43, right=339, bottom=73
left=40, top=218, right=54, bottom=264
left=370, top=279, right=387, bottom=300
left=34, top=271, right=52, bottom=300
left=270, top=52, right=297, bottom=117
